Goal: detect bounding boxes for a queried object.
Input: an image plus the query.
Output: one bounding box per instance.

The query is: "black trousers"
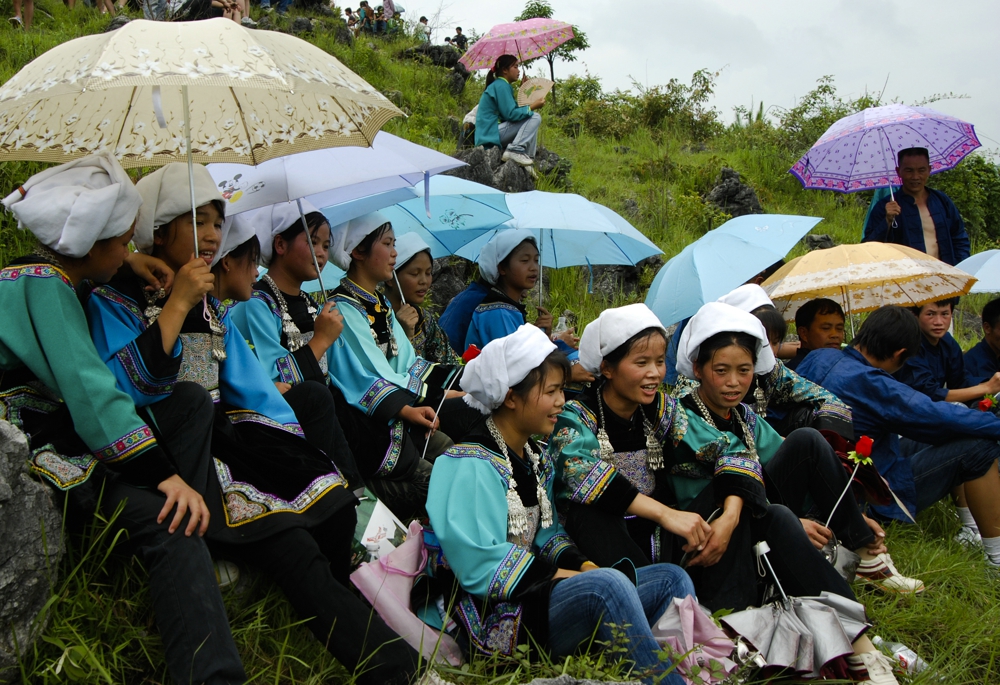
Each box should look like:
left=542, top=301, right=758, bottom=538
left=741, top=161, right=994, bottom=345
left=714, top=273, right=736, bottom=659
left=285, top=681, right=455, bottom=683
left=764, top=428, right=875, bottom=550
left=563, top=502, right=656, bottom=568
left=283, top=380, right=364, bottom=490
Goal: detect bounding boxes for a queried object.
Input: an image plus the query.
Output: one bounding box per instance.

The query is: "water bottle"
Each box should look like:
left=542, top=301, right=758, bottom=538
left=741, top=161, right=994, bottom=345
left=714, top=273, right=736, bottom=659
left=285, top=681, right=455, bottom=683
left=364, top=542, right=381, bottom=564
left=553, top=316, right=568, bottom=334
left=872, top=635, right=929, bottom=675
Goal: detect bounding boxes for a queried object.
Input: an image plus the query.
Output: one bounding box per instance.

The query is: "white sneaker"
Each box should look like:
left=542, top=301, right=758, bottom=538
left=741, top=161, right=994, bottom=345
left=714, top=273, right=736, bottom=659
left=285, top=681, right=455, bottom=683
left=955, top=525, right=982, bottom=547
left=501, top=150, right=534, bottom=167
left=855, top=552, right=925, bottom=594
left=415, top=670, right=455, bottom=685
left=241, top=16, right=258, bottom=27
left=214, top=559, right=240, bottom=591
left=846, top=650, right=900, bottom=685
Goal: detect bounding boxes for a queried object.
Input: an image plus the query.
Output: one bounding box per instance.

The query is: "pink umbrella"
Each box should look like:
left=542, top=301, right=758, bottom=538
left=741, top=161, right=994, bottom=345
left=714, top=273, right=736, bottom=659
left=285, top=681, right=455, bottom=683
left=459, top=18, right=575, bottom=71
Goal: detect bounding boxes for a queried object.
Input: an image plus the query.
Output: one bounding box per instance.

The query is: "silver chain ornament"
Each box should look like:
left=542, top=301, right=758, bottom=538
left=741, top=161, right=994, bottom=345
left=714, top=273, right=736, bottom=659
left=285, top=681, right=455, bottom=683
left=486, top=416, right=553, bottom=536
left=691, top=390, right=759, bottom=462
left=595, top=388, right=664, bottom=470
left=262, top=273, right=316, bottom=353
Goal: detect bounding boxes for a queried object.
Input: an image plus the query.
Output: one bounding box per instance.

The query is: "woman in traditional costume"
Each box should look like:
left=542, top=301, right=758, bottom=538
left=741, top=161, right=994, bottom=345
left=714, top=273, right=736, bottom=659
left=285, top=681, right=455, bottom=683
left=324, top=211, right=462, bottom=519
left=382, top=232, right=462, bottom=365
left=0, top=154, right=248, bottom=684
left=423, top=325, right=693, bottom=684
left=85, top=163, right=420, bottom=685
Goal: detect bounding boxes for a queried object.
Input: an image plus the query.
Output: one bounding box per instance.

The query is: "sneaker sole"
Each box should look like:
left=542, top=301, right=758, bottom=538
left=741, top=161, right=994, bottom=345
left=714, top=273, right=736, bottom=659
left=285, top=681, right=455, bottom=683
left=856, top=575, right=927, bottom=594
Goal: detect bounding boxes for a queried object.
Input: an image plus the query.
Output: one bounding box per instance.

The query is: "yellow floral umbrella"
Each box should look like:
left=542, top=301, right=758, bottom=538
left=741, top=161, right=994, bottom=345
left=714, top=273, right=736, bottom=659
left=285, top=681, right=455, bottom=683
left=0, top=18, right=402, bottom=168
left=763, top=242, right=977, bottom=323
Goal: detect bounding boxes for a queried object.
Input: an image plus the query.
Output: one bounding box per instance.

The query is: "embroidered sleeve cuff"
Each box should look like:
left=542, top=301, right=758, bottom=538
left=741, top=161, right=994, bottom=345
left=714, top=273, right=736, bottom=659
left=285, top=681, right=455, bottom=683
left=291, top=347, right=326, bottom=384
left=489, top=545, right=536, bottom=601
left=109, top=443, right=177, bottom=489
left=508, top=555, right=557, bottom=602
left=116, top=321, right=180, bottom=397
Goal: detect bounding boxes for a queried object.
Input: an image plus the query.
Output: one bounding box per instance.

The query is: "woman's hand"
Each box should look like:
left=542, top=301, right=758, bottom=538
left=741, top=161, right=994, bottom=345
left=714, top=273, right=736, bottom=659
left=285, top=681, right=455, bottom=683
left=274, top=382, right=292, bottom=394
left=311, top=302, right=344, bottom=358
left=125, top=252, right=174, bottom=293
left=534, top=306, right=553, bottom=334
left=687, top=510, right=738, bottom=568
left=862, top=514, right=888, bottom=555
left=661, top=508, right=714, bottom=553
left=800, top=518, right=832, bottom=549
left=570, top=363, right=595, bottom=384
left=553, top=568, right=580, bottom=579
left=166, top=258, right=214, bottom=313
left=396, top=304, right=420, bottom=339
left=156, top=474, right=210, bottom=536
left=398, top=405, right=439, bottom=436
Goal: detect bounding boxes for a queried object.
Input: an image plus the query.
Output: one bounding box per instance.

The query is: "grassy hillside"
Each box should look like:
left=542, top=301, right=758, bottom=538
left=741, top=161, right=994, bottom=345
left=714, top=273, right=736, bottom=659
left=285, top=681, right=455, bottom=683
left=3, top=5, right=1000, bottom=684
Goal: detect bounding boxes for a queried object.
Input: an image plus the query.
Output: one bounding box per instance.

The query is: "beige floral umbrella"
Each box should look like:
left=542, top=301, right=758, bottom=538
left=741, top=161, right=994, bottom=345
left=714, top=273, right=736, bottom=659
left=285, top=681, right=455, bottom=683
left=763, top=242, right=977, bottom=324
left=0, top=18, right=402, bottom=168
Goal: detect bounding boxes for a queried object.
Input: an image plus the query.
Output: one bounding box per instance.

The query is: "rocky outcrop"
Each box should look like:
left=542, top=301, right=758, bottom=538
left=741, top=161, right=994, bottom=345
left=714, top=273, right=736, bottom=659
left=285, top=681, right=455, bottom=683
left=289, top=16, right=315, bottom=35
left=401, top=44, right=471, bottom=96
left=805, top=234, right=836, bottom=251
left=590, top=255, right=664, bottom=301
left=0, top=421, right=63, bottom=682
left=706, top=167, right=763, bottom=218
left=428, top=256, right=476, bottom=312
left=535, top=146, right=572, bottom=190
left=445, top=146, right=535, bottom=193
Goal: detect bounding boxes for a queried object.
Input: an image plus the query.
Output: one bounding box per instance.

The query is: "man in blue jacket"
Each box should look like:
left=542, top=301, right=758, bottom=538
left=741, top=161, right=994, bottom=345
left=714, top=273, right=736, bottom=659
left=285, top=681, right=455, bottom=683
left=797, top=306, right=1000, bottom=567
left=966, top=298, right=1000, bottom=385
left=862, top=147, right=970, bottom=266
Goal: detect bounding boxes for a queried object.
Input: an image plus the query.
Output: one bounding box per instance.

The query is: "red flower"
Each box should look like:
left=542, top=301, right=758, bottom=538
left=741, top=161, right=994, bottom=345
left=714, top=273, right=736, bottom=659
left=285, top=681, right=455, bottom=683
left=462, top=344, right=481, bottom=362
left=855, top=435, right=874, bottom=458
left=979, top=397, right=994, bottom=412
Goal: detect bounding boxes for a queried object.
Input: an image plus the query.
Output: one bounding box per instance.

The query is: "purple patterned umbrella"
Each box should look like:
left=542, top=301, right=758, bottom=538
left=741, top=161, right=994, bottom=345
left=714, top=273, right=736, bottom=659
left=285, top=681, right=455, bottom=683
left=789, top=104, right=980, bottom=194
left=459, top=18, right=575, bottom=71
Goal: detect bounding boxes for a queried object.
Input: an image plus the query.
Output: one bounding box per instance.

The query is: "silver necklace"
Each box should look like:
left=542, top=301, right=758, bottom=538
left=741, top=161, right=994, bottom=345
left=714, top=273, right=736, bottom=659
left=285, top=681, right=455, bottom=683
left=691, top=390, right=758, bottom=461
left=485, top=416, right=553, bottom=536
left=595, top=388, right=664, bottom=470
left=262, top=274, right=316, bottom=353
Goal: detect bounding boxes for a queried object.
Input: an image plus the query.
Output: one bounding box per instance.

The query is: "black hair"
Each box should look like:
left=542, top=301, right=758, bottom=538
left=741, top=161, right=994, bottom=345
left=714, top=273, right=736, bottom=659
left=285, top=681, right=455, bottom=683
left=276, top=211, right=329, bottom=244
left=485, top=54, right=518, bottom=88
left=419, top=15, right=426, bottom=21
left=695, top=331, right=759, bottom=369
left=496, top=238, right=537, bottom=283
left=983, top=298, right=1000, bottom=329
left=908, top=297, right=959, bottom=317
left=851, top=305, right=922, bottom=362
left=602, top=326, right=667, bottom=373
left=897, top=147, right=930, bottom=167
left=455, top=26, right=462, bottom=31
left=752, top=305, right=787, bottom=346
left=509, top=350, right=571, bottom=399
left=215, top=234, right=261, bottom=271
left=795, top=297, right=845, bottom=330
left=351, top=222, right=393, bottom=259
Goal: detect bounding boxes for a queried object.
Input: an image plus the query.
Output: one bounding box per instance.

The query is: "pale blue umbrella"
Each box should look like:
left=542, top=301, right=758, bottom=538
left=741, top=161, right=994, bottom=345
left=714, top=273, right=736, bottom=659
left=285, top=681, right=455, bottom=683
left=645, top=214, right=821, bottom=327
left=956, top=250, right=1000, bottom=293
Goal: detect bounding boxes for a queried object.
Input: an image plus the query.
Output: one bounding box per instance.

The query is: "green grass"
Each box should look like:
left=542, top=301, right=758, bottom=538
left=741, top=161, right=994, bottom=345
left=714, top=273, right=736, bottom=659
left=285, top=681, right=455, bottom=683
left=3, top=4, right=1000, bottom=683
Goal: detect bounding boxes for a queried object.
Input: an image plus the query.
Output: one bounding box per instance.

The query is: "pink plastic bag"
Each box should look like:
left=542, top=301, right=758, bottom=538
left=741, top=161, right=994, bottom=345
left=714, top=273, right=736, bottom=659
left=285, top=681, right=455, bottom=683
left=351, top=521, right=464, bottom=666
left=651, top=595, right=737, bottom=684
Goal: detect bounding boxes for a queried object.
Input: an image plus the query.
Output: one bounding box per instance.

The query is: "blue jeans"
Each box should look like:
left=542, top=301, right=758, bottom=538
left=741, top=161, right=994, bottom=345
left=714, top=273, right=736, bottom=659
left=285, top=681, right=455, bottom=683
left=498, top=112, right=541, bottom=158
left=903, top=437, right=1000, bottom=512
left=547, top=565, right=693, bottom=685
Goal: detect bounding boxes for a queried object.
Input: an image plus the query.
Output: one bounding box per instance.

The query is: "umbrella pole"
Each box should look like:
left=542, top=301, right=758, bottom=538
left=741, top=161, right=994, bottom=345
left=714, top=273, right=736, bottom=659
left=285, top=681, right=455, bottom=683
left=754, top=541, right=789, bottom=604
left=296, top=199, right=328, bottom=303
left=182, top=85, right=210, bottom=321
left=393, top=272, right=407, bottom=306
left=843, top=286, right=856, bottom=339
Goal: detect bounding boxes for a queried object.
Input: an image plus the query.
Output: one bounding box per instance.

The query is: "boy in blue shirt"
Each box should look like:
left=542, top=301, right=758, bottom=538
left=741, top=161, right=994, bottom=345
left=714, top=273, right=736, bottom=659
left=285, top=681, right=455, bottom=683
left=966, top=298, right=1000, bottom=386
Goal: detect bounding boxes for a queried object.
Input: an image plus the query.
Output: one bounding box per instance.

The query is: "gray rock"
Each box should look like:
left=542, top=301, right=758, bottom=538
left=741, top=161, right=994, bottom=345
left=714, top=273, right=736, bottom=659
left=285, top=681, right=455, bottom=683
left=590, top=255, right=664, bottom=301
left=333, top=22, right=353, bottom=45
left=622, top=198, right=640, bottom=218
left=535, top=146, right=572, bottom=189
left=290, top=17, right=314, bottom=35
left=385, top=90, right=404, bottom=106
left=257, top=13, right=275, bottom=30
left=446, top=146, right=536, bottom=193
left=705, top=167, right=763, bottom=218
left=428, top=257, right=475, bottom=312
left=401, top=43, right=462, bottom=69
left=0, top=421, right=64, bottom=682
left=804, top=234, right=836, bottom=251
left=103, top=15, right=130, bottom=31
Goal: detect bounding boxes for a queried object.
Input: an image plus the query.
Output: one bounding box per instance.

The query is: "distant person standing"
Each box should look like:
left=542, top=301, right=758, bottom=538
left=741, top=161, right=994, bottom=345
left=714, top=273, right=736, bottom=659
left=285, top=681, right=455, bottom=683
left=452, top=26, right=468, bottom=51
left=9, top=0, right=32, bottom=29
left=418, top=15, right=431, bottom=42
left=863, top=147, right=970, bottom=266
left=475, top=55, right=543, bottom=168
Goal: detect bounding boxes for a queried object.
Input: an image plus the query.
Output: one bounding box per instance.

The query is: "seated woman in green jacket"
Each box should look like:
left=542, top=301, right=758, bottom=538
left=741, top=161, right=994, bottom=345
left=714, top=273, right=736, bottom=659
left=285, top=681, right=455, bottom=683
left=474, top=54, right=544, bottom=168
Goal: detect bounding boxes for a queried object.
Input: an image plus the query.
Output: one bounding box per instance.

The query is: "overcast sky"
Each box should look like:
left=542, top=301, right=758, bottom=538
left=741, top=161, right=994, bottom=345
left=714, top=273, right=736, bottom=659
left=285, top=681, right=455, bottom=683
left=407, top=0, right=999, bottom=151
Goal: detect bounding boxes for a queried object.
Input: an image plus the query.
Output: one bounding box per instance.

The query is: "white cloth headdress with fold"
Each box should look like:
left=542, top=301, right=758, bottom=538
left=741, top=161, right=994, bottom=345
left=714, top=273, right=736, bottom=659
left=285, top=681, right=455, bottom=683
left=1, top=153, right=143, bottom=258
left=251, top=199, right=321, bottom=267
left=717, top=283, right=773, bottom=313
left=134, top=163, right=223, bottom=253
left=329, top=210, right=391, bottom=271
left=214, top=214, right=258, bottom=265
left=578, top=303, right=665, bottom=375
left=676, top=301, right=776, bottom=379
left=477, top=228, right=536, bottom=285
left=462, top=324, right=557, bottom=414
left=393, top=232, right=431, bottom=271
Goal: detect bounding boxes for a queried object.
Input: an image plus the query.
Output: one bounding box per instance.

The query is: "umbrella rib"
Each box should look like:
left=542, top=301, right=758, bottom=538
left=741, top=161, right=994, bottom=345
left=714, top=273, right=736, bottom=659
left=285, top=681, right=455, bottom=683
left=229, top=87, right=255, bottom=166
left=113, top=86, right=139, bottom=162
left=327, top=93, right=378, bottom=147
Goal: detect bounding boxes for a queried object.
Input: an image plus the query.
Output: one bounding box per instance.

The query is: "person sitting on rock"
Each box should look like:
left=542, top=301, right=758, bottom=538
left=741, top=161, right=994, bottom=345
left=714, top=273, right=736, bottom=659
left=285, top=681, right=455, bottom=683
left=786, top=297, right=846, bottom=371
left=474, top=54, right=544, bottom=169
left=966, top=298, right=1000, bottom=386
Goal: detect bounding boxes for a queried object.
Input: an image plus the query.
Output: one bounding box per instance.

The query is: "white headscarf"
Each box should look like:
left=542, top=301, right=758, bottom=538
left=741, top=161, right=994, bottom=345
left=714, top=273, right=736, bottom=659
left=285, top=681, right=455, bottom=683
left=1, top=154, right=143, bottom=258
left=578, top=303, right=665, bottom=375
left=717, top=283, right=773, bottom=313
left=394, top=232, right=431, bottom=271
left=250, top=199, right=321, bottom=267
left=134, top=163, right=224, bottom=253
left=214, top=214, right=258, bottom=266
left=676, top=301, right=776, bottom=379
left=477, top=228, right=536, bottom=285
left=329, top=210, right=391, bottom=271
left=462, top=324, right=557, bottom=414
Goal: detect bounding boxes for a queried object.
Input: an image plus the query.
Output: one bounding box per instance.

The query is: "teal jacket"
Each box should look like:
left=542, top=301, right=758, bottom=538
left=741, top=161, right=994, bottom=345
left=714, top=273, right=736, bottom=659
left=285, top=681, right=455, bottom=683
left=475, top=78, right=532, bottom=148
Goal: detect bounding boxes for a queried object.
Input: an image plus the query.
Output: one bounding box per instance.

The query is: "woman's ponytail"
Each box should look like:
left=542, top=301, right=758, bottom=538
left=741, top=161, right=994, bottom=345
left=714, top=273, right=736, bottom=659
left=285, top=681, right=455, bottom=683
left=485, top=54, right=518, bottom=89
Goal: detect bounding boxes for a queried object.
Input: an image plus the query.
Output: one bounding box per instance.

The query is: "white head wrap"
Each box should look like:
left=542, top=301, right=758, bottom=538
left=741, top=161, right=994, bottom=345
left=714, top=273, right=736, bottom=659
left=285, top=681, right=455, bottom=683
left=1, top=154, right=142, bottom=258
left=676, top=301, right=776, bottom=379
left=250, top=199, right=321, bottom=267
left=462, top=324, right=557, bottom=414
left=477, top=228, right=536, bottom=285
left=133, top=163, right=224, bottom=253
left=329, top=210, right=391, bottom=271
left=214, top=214, right=258, bottom=266
left=717, top=283, right=773, bottom=313
left=578, top=303, right=665, bottom=375
left=393, top=232, right=431, bottom=271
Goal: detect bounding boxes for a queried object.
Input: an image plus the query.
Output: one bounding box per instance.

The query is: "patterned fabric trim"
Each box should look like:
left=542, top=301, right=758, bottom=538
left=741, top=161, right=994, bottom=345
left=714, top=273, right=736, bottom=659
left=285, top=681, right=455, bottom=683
left=474, top=301, right=522, bottom=315
left=226, top=409, right=304, bottom=437
left=608, top=448, right=656, bottom=495
left=94, top=425, right=157, bottom=464
left=538, top=533, right=574, bottom=565
left=31, top=445, right=97, bottom=490
left=408, top=358, right=431, bottom=380
left=338, top=277, right=380, bottom=306
left=375, top=419, right=406, bottom=477
left=250, top=288, right=281, bottom=318
left=275, top=353, right=303, bottom=385
left=573, top=456, right=616, bottom=503
left=91, top=285, right=147, bottom=325
left=213, top=458, right=345, bottom=526
left=456, top=596, right=522, bottom=656
left=445, top=443, right=512, bottom=484
left=653, top=391, right=674, bottom=442
left=488, top=544, right=533, bottom=601
left=817, top=399, right=853, bottom=423
left=564, top=400, right=597, bottom=434
left=0, top=262, right=74, bottom=288
left=332, top=294, right=369, bottom=320
left=360, top=378, right=398, bottom=414
left=714, top=453, right=764, bottom=485
left=116, top=340, right=176, bottom=397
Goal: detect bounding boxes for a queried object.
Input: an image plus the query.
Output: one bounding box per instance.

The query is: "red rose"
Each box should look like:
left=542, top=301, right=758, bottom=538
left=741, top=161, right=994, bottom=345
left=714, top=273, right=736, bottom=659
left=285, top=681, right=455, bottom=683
left=979, top=398, right=994, bottom=412
left=855, top=435, right=874, bottom=458
left=462, top=344, right=481, bottom=362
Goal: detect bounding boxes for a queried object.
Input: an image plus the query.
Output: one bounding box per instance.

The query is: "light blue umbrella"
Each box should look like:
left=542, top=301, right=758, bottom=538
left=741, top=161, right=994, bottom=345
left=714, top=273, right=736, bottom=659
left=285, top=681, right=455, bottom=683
left=956, top=250, right=1000, bottom=293
left=645, top=214, right=822, bottom=327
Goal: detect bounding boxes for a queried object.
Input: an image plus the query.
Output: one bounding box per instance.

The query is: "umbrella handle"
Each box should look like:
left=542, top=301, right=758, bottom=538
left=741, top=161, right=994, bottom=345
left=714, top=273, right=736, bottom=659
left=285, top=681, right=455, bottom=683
left=182, top=85, right=211, bottom=324
left=754, top=541, right=789, bottom=604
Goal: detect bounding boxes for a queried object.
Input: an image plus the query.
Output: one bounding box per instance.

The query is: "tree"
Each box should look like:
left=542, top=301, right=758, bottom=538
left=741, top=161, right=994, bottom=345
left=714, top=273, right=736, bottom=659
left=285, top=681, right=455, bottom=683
left=515, top=0, right=589, bottom=86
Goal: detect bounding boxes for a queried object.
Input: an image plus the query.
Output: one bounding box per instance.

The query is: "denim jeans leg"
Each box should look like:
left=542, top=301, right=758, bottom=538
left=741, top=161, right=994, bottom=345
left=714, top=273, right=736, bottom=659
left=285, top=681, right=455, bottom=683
left=906, top=437, right=1000, bottom=513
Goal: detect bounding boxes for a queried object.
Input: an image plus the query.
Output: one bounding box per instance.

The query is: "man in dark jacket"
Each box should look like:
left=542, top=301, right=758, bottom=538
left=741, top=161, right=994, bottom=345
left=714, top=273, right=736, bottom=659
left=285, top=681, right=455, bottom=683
left=862, top=147, right=970, bottom=266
